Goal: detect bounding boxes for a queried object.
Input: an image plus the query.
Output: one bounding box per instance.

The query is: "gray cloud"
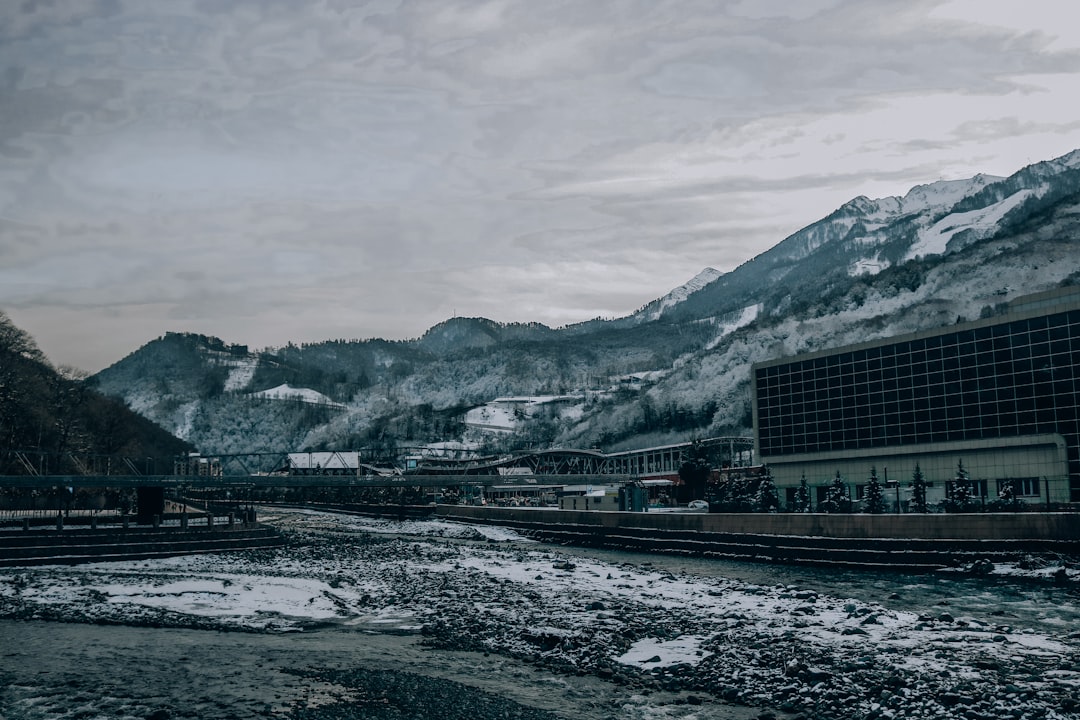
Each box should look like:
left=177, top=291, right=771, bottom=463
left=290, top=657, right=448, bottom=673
left=3, top=0, right=1080, bottom=370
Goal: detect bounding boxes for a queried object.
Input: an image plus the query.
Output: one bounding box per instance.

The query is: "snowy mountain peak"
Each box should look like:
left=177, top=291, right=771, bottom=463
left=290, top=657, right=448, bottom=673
left=685, top=267, right=723, bottom=290
left=898, top=174, right=1004, bottom=215
left=635, top=267, right=723, bottom=322
left=838, top=195, right=877, bottom=215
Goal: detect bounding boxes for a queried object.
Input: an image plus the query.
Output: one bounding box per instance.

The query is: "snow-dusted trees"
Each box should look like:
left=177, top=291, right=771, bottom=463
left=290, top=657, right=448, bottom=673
left=996, top=478, right=1022, bottom=511
left=793, top=473, right=812, bottom=513
left=945, top=459, right=975, bottom=512
left=755, top=466, right=779, bottom=513
left=910, top=463, right=928, bottom=513
left=708, top=472, right=754, bottom=512
left=863, top=466, right=887, bottom=514
left=821, top=471, right=851, bottom=513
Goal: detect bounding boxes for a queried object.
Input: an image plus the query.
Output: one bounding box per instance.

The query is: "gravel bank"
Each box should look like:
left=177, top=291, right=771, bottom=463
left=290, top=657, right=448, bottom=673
left=1, top=509, right=1078, bottom=720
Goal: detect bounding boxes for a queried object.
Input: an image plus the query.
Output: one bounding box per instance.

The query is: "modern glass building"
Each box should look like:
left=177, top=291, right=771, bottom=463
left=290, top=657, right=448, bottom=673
left=751, top=287, right=1080, bottom=506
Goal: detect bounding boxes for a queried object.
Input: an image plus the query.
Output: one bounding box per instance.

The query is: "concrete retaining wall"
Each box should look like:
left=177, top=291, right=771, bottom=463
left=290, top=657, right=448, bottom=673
left=434, top=506, right=1080, bottom=570
left=0, top=524, right=284, bottom=567
left=436, top=507, right=1080, bottom=541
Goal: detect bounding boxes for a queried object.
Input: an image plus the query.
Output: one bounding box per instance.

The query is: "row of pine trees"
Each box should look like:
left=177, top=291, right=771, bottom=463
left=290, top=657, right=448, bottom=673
left=710, top=460, right=1025, bottom=514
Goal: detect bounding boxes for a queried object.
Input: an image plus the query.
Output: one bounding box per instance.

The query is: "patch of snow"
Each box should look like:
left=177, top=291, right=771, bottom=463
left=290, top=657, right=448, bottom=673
left=249, top=383, right=344, bottom=408
left=464, top=395, right=582, bottom=434
left=559, top=405, right=585, bottom=422
left=706, top=304, right=761, bottom=350
left=98, top=574, right=359, bottom=621
left=279, top=509, right=535, bottom=542
left=464, top=404, right=518, bottom=432
left=174, top=400, right=199, bottom=441
left=616, top=635, right=713, bottom=668
left=904, top=188, right=1039, bottom=261
left=849, top=257, right=891, bottom=277
left=221, top=357, right=258, bottom=392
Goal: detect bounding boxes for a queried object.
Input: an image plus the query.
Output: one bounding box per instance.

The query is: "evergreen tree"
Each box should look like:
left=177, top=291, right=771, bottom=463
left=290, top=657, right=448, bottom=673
left=678, top=439, right=712, bottom=501
left=997, top=479, right=1021, bottom=511
left=911, top=463, right=928, bottom=513
left=823, top=471, right=850, bottom=513
left=755, top=466, right=779, bottom=513
left=864, top=466, right=886, bottom=514
left=947, top=459, right=974, bottom=512
left=710, top=472, right=754, bottom=512
left=794, top=473, right=812, bottom=513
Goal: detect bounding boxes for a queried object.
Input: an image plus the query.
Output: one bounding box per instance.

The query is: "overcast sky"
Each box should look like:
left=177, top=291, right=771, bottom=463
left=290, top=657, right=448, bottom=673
left=3, top=0, right=1080, bottom=372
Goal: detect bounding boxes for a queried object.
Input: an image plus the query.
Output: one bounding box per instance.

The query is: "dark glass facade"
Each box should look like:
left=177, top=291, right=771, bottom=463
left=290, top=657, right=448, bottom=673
left=754, top=302, right=1080, bottom=501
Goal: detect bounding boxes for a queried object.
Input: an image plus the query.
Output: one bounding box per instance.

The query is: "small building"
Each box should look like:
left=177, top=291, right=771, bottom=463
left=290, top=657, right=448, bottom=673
left=557, top=484, right=648, bottom=511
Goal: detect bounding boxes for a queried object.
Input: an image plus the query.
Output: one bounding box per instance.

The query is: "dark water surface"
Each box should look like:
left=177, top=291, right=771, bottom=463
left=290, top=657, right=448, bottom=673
left=0, top=619, right=758, bottom=720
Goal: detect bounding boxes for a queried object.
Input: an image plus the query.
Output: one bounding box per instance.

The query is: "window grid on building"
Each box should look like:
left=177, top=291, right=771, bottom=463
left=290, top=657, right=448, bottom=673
left=755, top=309, right=1080, bottom=500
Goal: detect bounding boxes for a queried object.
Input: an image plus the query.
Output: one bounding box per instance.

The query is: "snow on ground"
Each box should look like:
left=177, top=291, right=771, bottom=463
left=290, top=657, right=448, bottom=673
left=904, top=188, right=1039, bottom=260
left=2, top=509, right=1079, bottom=720
left=464, top=395, right=582, bottom=434
left=617, top=636, right=713, bottom=668
left=849, top=256, right=891, bottom=277
left=248, top=383, right=344, bottom=408
left=898, top=175, right=1004, bottom=216
left=174, top=400, right=199, bottom=441
left=221, top=355, right=259, bottom=392
left=464, top=403, right=518, bottom=432
left=706, top=305, right=761, bottom=350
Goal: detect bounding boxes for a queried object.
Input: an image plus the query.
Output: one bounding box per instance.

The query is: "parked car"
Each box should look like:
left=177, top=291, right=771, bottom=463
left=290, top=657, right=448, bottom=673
left=686, top=500, right=709, bottom=512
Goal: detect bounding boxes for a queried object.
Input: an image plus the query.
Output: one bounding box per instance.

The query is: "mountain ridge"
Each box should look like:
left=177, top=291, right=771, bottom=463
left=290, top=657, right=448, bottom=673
left=84, top=149, right=1080, bottom=456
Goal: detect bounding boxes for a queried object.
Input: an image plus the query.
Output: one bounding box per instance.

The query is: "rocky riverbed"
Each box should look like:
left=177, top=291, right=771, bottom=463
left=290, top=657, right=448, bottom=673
left=2, top=508, right=1079, bottom=720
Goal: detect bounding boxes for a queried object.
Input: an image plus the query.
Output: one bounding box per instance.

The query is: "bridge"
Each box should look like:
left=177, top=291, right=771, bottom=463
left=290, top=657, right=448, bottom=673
left=0, top=437, right=754, bottom=521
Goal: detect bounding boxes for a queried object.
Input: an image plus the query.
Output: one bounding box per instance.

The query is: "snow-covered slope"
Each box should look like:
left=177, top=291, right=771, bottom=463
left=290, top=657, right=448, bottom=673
left=221, top=356, right=258, bottom=392
left=249, top=383, right=344, bottom=408
left=705, top=304, right=762, bottom=349
left=905, top=188, right=1040, bottom=260
left=90, top=148, right=1080, bottom=455
left=633, top=267, right=724, bottom=322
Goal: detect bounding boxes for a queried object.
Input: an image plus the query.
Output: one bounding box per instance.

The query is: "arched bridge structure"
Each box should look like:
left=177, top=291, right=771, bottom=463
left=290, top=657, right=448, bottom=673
left=399, top=437, right=753, bottom=478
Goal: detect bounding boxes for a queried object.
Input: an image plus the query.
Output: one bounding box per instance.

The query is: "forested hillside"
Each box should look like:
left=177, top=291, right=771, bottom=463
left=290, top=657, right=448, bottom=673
left=0, top=312, right=192, bottom=471
left=86, top=150, right=1080, bottom=458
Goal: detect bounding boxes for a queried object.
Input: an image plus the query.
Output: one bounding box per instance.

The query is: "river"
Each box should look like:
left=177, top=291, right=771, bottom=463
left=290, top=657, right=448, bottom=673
left=1, top=509, right=1077, bottom=720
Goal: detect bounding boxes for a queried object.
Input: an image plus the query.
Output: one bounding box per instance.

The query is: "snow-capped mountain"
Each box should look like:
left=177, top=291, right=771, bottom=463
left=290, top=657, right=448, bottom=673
left=89, top=149, right=1080, bottom=456
left=658, top=149, right=1080, bottom=328
left=632, top=267, right=724, bottom=322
